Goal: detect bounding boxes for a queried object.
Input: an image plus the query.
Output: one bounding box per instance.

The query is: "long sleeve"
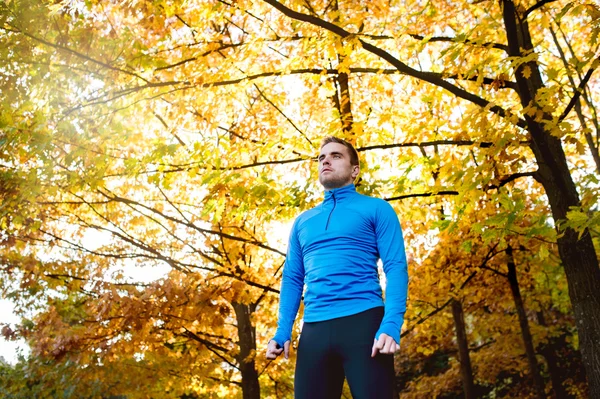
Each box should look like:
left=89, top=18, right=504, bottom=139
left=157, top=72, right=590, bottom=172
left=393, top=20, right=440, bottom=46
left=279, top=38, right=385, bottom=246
left=272, top=220, right=305, bottom=346
left=374, top=202, right=409, bottom=344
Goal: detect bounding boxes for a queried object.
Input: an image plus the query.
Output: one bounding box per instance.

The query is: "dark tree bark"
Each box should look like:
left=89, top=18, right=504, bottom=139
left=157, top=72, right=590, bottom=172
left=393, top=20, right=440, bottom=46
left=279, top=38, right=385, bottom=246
left=500, top=3, right=600, bottom=396
left=232, top=302, right=261, bottom=399
left=506, top=246, right=546, bottom=399
left=331, top=0, right=354, bottom=137
left=335, top=67, right=354, bottom=136
left=451, top=299, right=476, bottom=399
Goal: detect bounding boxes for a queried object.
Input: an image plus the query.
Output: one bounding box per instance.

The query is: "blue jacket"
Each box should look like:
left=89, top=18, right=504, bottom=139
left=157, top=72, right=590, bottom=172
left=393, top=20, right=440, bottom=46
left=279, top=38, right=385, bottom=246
left=273, top=183, right=408, bottom=346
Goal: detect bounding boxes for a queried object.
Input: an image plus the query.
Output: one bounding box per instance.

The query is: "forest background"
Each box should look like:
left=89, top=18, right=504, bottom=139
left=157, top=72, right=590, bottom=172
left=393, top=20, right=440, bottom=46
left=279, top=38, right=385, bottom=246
left=1, top=0, right=599, bottom=398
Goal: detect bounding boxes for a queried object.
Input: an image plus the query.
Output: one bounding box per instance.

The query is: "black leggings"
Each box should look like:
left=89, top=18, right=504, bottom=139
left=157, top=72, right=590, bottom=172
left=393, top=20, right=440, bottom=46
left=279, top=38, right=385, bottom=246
left=294, top=307, right=395, bottom=399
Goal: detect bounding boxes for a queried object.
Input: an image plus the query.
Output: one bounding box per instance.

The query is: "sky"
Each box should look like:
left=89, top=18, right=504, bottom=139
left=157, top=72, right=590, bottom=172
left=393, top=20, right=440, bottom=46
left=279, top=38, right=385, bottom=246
left=0, top=299, right=28, bottom=364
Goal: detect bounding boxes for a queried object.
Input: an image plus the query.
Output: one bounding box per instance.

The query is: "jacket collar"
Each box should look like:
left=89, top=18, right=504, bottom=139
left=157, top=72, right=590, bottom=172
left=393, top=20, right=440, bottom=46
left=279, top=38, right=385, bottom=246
left=323, top=183, right=356, bottom=203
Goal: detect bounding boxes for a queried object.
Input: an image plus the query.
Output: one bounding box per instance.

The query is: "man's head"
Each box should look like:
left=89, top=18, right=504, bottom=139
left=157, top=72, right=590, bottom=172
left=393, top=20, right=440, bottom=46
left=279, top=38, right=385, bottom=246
left=318, top=136, right=360, bottom=190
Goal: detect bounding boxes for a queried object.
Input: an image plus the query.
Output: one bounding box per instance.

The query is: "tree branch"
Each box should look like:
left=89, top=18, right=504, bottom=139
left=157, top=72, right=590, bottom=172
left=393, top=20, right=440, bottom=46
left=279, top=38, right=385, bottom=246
left=130, top=139, right=531, bottom=178
left=14, top=28, right=150, bottom=84
left=385, top=191, right=459, bottom=201
left=405, top=34, right=509, bottom=53
left=182, top=329, right=239, bottom=370
left=96, top=188, right=286, bottom=257
left=402, top=272, right=478, bottom=337
left=261, top=0, right=527, bottom=129
left=559, top=55, right=600, bottom=123
left=359, top=140, right=530, bottom=152
left=252, top=83, right=313, bottom=145
left=524, top=0, right=559, bottom=19
left=489, top=171, right=540, bottom=188
left=385, top=172, right=538, bottom=202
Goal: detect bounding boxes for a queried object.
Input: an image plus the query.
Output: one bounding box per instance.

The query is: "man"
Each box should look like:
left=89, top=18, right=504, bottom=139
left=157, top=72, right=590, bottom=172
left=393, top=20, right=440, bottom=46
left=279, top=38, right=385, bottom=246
left=266, top=136, right=408, bottom=399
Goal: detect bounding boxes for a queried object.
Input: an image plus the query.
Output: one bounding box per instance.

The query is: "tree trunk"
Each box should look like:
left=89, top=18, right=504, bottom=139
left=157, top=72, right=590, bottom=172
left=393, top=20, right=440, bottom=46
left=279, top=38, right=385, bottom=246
left=506, top=246, right=546, bottom=399
left=501, top=3, right=600, bottom=396
left=331, top=0, right=354, bottom=138
left=451, top=299, right=476, bottom=399
left=537, top=311, right=576, bottom=399
left=232, top=302, right=261, bottom=399
left=335, top=67, right=354, bottom=136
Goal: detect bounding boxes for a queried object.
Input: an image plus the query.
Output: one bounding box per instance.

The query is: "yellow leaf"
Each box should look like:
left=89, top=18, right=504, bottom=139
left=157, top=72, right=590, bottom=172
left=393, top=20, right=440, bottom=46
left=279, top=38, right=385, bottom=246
left=521, top=65, right=532, bottom=79
left=539, top=245, right=549, bottom=260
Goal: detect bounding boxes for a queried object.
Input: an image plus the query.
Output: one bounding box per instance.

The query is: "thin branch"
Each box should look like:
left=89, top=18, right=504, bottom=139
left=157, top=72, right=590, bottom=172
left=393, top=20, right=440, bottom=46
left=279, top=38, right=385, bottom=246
left=405, top=34, right=509, bottom=53
left=524, top=0, right=559, bottom=19
left=96, top=188, right=286, bottom=257
left=555, top=19, right=600, bottom=145
left=385, top=191, right=459, bottom=201
left=253, top=83, right=313, bottom=145
left=13, top=28, right=150, bottom=83
left=67, top=65, right=515, bottom=114
left=489, top=171, right=540, bottom=189
left=121, top=139, right=530, bottom=179
left=401, top=272, right=477, bottom=337
left=204, top=67, right=517, bottom=89
left=402, top=243, right=501, bottom=337
left=182, top=329, right=239, bottom=370
left=559, top=55, right=600, bottom=122
left=480, top=264, right=508, bottom=278
left=359, top=140, right=530, bottom=152
left=152, top=112, right=188, bottom=147
left=385, top=171, right=538, bottom=202
left=45, top=273, right=151, bottom=288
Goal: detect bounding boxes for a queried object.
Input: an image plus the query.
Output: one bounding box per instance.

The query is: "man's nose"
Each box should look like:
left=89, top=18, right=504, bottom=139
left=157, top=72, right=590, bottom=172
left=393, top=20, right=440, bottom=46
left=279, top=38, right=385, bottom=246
left=322, top=157, right=331, bottom=165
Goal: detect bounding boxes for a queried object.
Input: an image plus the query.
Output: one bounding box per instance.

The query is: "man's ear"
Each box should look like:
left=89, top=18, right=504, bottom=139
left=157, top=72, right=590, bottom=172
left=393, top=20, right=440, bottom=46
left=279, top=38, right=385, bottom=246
left=352, top=165, right=360, bottom=179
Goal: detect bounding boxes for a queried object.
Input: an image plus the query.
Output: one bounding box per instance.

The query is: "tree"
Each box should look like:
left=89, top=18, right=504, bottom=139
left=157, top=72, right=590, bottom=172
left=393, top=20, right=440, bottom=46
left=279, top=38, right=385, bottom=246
left=255, top=0, right=600, bottom=394
left=1, top=0, right=598, bottom=397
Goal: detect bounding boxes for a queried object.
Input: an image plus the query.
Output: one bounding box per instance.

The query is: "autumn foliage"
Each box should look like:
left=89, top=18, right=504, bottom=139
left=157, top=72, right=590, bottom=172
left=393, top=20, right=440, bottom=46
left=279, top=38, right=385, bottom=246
left=1, top=0, right=599, bottom=398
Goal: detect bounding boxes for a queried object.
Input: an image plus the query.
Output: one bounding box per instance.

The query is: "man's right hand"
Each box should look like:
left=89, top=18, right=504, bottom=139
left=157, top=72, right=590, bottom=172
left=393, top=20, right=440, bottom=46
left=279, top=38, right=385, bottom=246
left=266, top=339, right=290, bottom=360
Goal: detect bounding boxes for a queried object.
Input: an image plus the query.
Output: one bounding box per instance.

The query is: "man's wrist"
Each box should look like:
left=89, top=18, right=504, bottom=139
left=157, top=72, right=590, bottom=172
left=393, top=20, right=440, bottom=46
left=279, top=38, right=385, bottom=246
left=271, top=335, right=288, bottom=347
left=376, top=327, right=400, bottom=344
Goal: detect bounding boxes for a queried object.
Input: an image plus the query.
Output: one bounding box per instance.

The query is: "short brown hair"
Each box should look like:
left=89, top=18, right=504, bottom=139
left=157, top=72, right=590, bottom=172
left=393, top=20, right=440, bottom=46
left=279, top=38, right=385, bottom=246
left=320, top=136, right=360, bottom=166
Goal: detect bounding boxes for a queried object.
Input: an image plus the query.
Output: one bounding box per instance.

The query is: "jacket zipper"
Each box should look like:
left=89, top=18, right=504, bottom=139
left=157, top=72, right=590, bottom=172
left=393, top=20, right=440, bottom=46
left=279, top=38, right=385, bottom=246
left=325, top=193, right=336, bottom=230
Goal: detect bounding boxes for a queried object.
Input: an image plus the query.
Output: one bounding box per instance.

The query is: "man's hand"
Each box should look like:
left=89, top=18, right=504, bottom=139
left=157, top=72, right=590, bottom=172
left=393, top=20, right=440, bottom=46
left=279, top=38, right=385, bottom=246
left=266, top=340, right=290, bottom=360
left=371, top=333, right=399, bottom=357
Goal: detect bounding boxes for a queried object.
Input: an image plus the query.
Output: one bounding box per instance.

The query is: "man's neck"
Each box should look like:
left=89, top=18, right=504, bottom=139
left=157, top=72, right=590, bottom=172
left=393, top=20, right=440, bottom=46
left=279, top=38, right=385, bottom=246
left=323, top=182, right=354, bottom=191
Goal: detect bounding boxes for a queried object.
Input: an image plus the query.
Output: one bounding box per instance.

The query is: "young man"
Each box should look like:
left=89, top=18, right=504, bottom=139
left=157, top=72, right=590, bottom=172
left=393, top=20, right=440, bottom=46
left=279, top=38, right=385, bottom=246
left=266, top=137, right=408, bottom=399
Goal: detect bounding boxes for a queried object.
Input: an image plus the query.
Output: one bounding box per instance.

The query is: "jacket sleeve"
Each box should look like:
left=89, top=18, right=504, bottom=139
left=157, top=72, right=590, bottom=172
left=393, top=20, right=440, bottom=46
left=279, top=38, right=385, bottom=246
left=272, top=219, right=305, bottom=346
left=374, top=201, right=409, bottom=345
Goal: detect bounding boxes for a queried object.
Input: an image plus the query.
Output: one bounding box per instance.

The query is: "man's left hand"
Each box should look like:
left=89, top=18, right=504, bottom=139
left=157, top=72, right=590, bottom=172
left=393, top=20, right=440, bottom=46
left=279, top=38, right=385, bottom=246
left=371, top=333, right=399, bottom=357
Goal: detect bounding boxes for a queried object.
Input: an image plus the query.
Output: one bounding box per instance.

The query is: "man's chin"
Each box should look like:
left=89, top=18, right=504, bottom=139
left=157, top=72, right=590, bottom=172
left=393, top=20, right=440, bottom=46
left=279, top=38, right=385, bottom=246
left=319, top=177, right=348, bottom=190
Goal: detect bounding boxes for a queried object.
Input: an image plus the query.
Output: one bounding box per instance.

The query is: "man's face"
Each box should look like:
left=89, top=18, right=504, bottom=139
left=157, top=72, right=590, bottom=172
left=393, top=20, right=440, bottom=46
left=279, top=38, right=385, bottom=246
left=318, top=142, right=359, bottom=190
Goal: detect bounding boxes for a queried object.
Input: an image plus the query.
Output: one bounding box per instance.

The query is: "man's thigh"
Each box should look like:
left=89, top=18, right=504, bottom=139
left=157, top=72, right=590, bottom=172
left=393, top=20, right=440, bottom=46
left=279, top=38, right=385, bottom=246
left=294, top=320, right=344, bottom=399
left=336, top=307, right=395, bottom=399
left=343, top=347, right=395, bottom=399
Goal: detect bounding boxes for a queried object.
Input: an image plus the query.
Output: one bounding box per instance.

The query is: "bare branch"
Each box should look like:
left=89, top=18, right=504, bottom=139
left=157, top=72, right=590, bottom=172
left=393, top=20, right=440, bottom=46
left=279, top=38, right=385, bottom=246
left=252, top=83, right=313, bottom=145
left=359, top=140, right=530, bottom=152
left=405, top=34, right=509, bottom=53
left=152, top=112, right=188, bottom=147
left=385, top=191, right=459, bottom=202
left=524, top=0, right=559, bottom=19
left=559, top=55, right=600, bottom=123
left=385, top=172, right=538, bottom=202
